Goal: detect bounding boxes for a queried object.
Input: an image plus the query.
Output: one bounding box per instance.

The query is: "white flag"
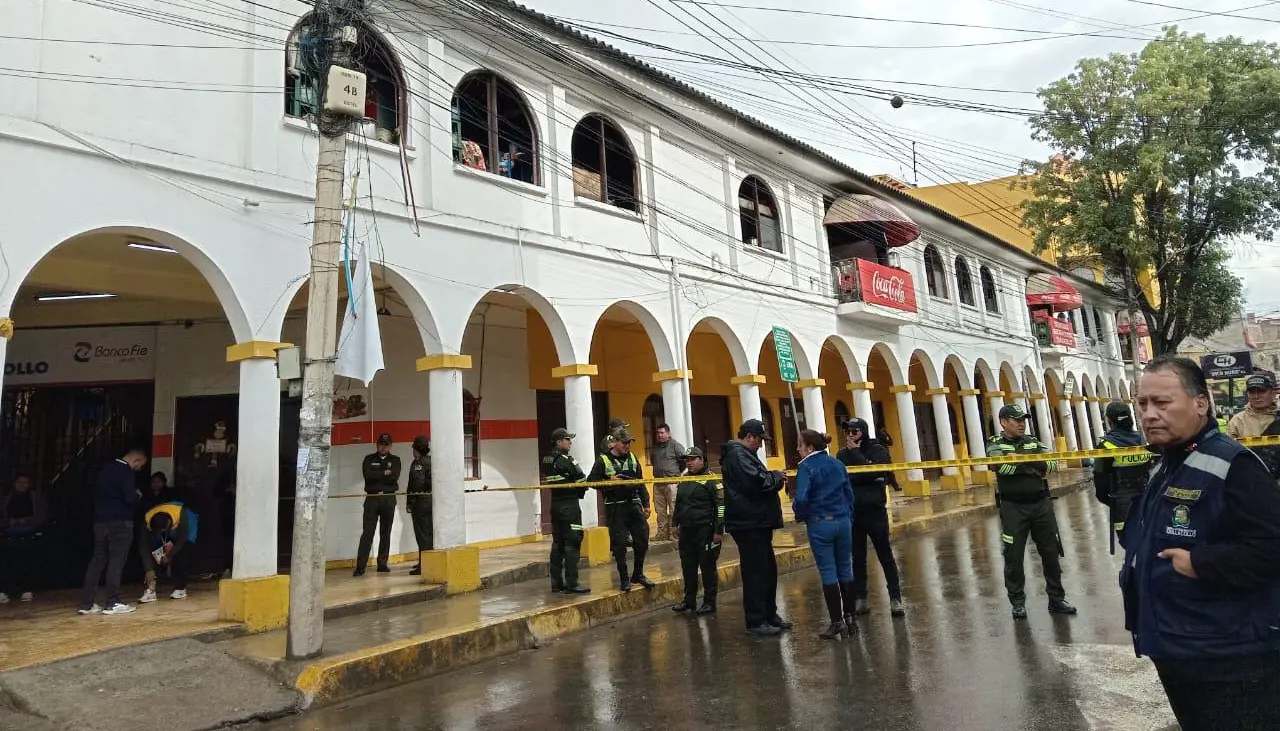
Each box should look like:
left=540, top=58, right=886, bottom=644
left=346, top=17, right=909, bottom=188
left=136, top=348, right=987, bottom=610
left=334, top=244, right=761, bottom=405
left=334, top=238, right=385, bottom=385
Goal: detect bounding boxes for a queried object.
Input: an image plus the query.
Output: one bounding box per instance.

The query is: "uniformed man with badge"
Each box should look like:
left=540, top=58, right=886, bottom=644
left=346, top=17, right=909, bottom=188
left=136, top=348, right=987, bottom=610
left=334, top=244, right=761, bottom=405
left=671, top=447, right=723, bottom=615
left=406, top=435, right=432, bottom=576
left=543, top=427, right=590, bottom=594
left=1092, top=401, right=1151, bottom=554
left=987, top=403, right=1077, bottom=619
left=586, top=426, right=652, bottom=592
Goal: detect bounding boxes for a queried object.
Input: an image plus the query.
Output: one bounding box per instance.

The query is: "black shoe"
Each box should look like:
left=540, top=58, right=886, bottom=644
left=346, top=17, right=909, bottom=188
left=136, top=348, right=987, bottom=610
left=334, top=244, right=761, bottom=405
left=1048, top=598, right=1078, bottom=615
left=768, top=616, right=793, bottom=631
left=672, top=601, right=695, bottom=613
left=409, top=565, right=421, bottom=576
left=696, top=603, right=716, bottom=615
left=845, top=617, right=859, bottom=634
left=819, top=620, right=847, bottom=640
left=619, top=578, right=632, bottom=593
left=562, top=586, right=591, bottom=595
left=550, top=585, right=564, bottom=593
left=890, top=598, right=906, bottom=617
left=631, top=574, right=656, bottom=589
left=854, top=598, right=870, bottom=616
left=746, top=623, right=782, bottom=637
left=1012, top=603, right=1028, bottom=620
left=376, top=564, right=391, bottom=573
left=352, top=568, right=365, bottom=577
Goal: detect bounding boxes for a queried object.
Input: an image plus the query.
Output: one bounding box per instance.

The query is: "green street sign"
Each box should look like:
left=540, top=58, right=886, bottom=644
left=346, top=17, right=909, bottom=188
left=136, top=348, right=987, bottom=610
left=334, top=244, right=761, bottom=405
left=771, top=325, right=799, bottom=383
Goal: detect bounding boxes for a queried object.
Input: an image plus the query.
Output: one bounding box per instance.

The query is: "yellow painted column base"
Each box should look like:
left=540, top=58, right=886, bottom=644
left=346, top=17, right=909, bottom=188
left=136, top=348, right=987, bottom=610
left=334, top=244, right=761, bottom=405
left=970, top=470, right=996, bottom=486
left=218, top=574, right=289, bottom=633
left=421, top=547, right=481, bottom=595
left=940, top=474, right=966, bottom=492
left=582, top=526, right=612, bottom=567
left=902, top=479, right=931, bottom=497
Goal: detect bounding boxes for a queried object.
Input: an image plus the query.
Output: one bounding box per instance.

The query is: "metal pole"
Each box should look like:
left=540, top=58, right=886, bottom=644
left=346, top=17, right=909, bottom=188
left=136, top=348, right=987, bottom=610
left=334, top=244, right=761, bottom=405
left=787, top=382, right=802, bottom=445
left=288, top=4, right=354, bottom=661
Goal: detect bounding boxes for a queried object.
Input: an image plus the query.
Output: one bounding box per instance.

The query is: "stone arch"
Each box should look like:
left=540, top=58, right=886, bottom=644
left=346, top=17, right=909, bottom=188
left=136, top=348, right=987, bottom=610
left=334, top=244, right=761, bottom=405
left=1095, top=375, right=1107, bottom=399
left=461, top=284, right=575, bottom=364
left=1119, top=380, right=1130, bottom=400
left=1080, top=372, right=1095, bottom=397
left=688, top=316, right=751, bottom=375
left=754, top=327, right=815, bottom=381
left=908, top=349, right=942, bottom=390
left=1044, top=368, right=1065, bottom=396
left=999, top=362, right=1020, bottom=394
left=973, top=358, right=998, bottom=392
left=867, top=342, right=904, bottom=384
left=820, top=335, right=864, bottom=383
left=590, top=299, right=676, bottom=371
left=943, top=355, right=973, bottom=391
left=1022, top=365, right=1043, bottom=396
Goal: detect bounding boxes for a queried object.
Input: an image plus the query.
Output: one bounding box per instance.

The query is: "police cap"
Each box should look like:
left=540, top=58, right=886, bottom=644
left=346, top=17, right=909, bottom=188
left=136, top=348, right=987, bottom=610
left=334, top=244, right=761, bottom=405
left=411, top=435, right=430, bottom=452
left=1104, top=401, right=1133, bottom=424
left=550, top=427, right=575, bottom=441
left=998, top=403, right=1030, bottom=421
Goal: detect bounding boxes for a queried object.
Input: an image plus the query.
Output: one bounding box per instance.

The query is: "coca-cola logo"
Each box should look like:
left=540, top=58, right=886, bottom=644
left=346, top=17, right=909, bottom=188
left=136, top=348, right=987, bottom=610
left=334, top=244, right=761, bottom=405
left=871, top=270, right=907, bottom=304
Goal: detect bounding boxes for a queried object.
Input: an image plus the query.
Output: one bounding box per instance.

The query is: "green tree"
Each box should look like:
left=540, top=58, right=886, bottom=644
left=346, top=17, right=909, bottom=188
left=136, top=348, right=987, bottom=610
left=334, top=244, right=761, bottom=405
left=1020, top=27, right=1278, bottom=355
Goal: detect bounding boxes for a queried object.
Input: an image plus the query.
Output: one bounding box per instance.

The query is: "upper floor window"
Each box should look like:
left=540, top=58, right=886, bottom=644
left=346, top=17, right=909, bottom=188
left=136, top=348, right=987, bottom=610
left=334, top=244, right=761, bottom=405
left=452, top=71, right=539, bottom=185
left=980, top=266, right=999, bottom=313
left=955, top=257, right=975, bottom=307
left=923, top=245, right=948, bottom=299
left=1082, top=306, right=1093, bottom=339
left=1093, top=308, right=1104, bottom=337
left=286, top=19, right=405, bottom=144
left=571, top=114, right=639, bottom=212
left=739, top=176, right=783, bottom=253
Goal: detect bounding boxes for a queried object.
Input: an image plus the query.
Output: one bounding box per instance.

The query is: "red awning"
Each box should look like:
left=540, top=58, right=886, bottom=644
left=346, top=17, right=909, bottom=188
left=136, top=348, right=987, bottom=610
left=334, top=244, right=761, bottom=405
left=823, top=194, right=920, bottom=248
left=1025, top=273, right=1082, bottom=311
left=1118, top=317, right=1150, bottom=337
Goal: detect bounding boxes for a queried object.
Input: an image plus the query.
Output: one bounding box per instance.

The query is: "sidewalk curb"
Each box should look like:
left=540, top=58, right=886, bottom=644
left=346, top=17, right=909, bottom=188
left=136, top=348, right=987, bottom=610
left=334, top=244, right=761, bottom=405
left=290, top=479, right=1089, bottom=707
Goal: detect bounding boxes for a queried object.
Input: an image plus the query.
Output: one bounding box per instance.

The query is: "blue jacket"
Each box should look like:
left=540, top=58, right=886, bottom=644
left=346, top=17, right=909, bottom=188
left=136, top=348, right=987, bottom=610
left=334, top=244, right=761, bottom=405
left=95, top=459, right=138, bottom=523
left=1121, top=423, right=1280, bottom=660
left=793, top=451, right=853, bottom=523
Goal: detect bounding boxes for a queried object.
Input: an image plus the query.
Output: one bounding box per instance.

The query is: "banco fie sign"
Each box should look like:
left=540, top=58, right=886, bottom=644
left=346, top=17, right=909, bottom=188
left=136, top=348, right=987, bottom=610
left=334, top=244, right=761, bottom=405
left=5, top=326, right=157, bottom=386
left=1200, top=351, right=1253, bottom=380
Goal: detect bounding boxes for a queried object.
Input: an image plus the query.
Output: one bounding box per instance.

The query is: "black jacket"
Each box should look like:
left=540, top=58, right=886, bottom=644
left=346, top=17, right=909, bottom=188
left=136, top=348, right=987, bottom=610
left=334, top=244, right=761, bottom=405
left=95, top=459, right=139, bottom=523
left=543, top=449, right=588, bottom=502
left=1092, top=426, right=1150, bottom=505
left=406, top=455, right=431, bottom=500
left=362, top=452, right=402, bottom=494
left=673, top=468, right=724, bottom=535
left=836, top=438, right=893, bottom=507
left=720, top=440, right=785, bottom=532
left=1258, top=416, right=1280, bottom=479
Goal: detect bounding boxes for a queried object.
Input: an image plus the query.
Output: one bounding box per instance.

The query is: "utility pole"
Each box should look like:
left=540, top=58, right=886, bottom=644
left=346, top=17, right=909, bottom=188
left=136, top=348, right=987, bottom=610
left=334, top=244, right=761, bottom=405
left=288, top=0, right=365, bottom=661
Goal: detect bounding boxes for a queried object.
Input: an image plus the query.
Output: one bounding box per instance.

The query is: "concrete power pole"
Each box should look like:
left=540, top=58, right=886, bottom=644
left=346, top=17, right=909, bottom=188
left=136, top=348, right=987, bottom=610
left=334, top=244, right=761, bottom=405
left=288, top=1, right=364, bottom=660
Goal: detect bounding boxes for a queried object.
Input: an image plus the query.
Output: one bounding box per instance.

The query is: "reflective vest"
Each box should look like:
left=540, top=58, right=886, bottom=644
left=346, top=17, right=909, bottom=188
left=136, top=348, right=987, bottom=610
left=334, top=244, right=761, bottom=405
left=1098, top=428, right=1152, bottom=532
left=1121, top=430, right=1280, bottom=660
left=598, top=452, right=643, bottom=504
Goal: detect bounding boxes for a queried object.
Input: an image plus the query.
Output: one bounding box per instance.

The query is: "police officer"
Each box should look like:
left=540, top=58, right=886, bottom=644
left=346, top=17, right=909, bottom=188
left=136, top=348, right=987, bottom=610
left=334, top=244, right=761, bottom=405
left=586, top=427, right=652, bottom=592
left=543, top=427, right=590, bottom=595
left=599, top=418, right=630, bottom=454
left=987, top=404, right=1077, bottom=619
left=1092, top=402, right=1150, bottom=555
left=406, top=435, right=432, bottom=576
left=671, top=447, right=723, bottom=615
left=355, top=433, right=400, bottom=576
left=836, top=417, right=904, bottom=618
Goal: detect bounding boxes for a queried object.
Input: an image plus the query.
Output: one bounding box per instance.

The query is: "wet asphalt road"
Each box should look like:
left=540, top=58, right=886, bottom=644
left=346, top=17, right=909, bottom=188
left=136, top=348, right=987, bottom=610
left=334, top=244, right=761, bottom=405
left=263, top=490, right=1179, bottom=731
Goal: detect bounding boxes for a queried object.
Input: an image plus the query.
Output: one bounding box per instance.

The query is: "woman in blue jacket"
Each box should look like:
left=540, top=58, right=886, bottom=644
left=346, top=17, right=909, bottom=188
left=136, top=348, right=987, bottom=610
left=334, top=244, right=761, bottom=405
left=792, top=429, right=856, bottom=638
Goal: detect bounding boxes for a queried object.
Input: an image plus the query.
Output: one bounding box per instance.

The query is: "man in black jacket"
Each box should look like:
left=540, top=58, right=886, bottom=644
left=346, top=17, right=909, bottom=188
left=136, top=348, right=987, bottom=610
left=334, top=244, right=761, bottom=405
left=406, top=435, right=432, bottom=575
left=80, top=447, right=147, bottom=615
left=543, top=427, right=590, bottom=594
left=355, top=433, right=401, bottom=576
left=836, top=418, right=904, bottom=618
left=721, top=418, right=788, bottom=636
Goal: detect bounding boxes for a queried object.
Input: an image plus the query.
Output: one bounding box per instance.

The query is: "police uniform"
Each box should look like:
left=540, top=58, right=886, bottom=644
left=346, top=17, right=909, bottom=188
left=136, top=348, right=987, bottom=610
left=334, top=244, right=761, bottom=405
left=1092, top=402, right=1150, bottom=554
left=987, top=404, right=1075, bottom=618
left=671, top=447, right=723, bottom=614
left=406, top=435, right=432, bottom=573
left=543, top=427, right=589, bottom=594
left=586, top=430, right=651, bottom=591
left=356, top=433, right=401, bottom=575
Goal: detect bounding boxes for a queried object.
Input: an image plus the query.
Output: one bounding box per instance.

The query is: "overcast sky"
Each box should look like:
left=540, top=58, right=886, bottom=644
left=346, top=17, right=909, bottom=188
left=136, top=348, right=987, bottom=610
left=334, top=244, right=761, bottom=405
left=521, top=0, right=1280, bottom=313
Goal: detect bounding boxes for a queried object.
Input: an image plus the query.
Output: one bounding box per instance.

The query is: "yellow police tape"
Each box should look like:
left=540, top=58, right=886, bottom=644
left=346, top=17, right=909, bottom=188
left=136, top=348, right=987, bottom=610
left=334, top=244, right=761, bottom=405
left=293, top=433, right=1280, bottom=500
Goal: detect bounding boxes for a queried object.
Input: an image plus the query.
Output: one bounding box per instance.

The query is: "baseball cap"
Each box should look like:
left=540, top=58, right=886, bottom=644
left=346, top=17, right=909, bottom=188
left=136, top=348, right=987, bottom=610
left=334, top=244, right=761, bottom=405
left=738, top=418, right=769, bottom=438
left=1104, top=401, right=1133, bottom=423
left=376, top=433, right=393, bottom=445
left=685, top=446, right=706, bottom=459
left=411, top=435, right=430, bottom=452
left=1246, top=373, right=1275, bottom=392
left=614, top=429, right=636, bottom=443
left=998, top=403, right=1030, bottom=421
left=550, top=427, right=575, bottom=441
left=842, top=417, right=869, bottom=434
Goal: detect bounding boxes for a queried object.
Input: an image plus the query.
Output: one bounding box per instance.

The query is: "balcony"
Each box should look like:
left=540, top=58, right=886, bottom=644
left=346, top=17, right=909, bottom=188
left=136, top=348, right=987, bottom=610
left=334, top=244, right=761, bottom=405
left=832, top=258, right=920, bottom=327
left=1033, top=310, right=1077, bottom=358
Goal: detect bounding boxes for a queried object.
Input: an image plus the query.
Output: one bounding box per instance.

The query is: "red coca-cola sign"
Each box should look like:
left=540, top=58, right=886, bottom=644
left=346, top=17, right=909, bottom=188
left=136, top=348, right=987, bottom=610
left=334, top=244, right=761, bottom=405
left=856, top=259, right=917, bottom=312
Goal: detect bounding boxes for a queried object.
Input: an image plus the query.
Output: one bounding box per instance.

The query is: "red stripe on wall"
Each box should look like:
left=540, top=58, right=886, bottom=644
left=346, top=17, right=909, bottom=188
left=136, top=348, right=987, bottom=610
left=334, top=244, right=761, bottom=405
left=152, top=434, right=173, bottom=459
left=330, top=419, right=538, bottom=446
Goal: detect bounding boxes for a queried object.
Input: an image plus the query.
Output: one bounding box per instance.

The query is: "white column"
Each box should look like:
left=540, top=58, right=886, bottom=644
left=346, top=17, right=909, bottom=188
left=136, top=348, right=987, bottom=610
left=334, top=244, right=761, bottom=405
left=1032, top=395, right=1055, bottom=445
left=564, top=373, right=598, bottom=528
left=801, top=382, right=826, bottom=436
left=736, top=376, right=766, bottom=463
left=987, top=392, right=1006, bottom=436
left=0, top=333, right=8, bottom=400
left=852, top=385, right=876, bottom=438
left=659, top=377, right=691, bottom=447
left=1058, top=397, right=1079, bottom=451
left=894, top=388, right=924, bottom=481
left=929, top=391, right=959, bottom=475
left=961, top=391, right=988, bottom=472
left=232, top=358, right=281, bottom=579
left=1074, top=398, right=1095, bottom=450
left=429, top=366, right=467, bottom=549
left=1088, top=398, right=1105, bottom=441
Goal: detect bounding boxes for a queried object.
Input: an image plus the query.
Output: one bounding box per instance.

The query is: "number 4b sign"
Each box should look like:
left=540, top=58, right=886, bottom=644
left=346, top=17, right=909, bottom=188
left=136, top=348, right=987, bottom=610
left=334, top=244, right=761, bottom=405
left=772, top=325, right=799, bottom=383
left=324, top=65, right=368, bottom=117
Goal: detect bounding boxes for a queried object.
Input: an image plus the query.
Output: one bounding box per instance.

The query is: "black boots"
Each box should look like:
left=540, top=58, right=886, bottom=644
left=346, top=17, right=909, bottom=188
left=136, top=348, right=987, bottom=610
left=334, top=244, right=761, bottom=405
left=890, top=598, right=906, bottom=617
left=631, top=574, right=656, bottom=589
left=838, top=582, right=860, bottom=632
left=821, top=584, right=849, bottom=639
left=1048, top=598, right=1078, bottom=615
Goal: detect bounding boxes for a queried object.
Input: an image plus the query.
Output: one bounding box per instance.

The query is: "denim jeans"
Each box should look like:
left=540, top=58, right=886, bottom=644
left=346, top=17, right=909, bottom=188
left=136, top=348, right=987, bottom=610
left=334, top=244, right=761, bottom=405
left=808, top=517, right=853, bottom=585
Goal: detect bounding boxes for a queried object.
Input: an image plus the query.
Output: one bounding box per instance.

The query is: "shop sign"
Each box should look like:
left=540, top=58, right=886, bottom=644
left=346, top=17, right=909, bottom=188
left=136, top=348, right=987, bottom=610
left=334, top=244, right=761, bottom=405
left=856, top=259, right=917, bottom=312
left=4, top=326, right=157, bottom=385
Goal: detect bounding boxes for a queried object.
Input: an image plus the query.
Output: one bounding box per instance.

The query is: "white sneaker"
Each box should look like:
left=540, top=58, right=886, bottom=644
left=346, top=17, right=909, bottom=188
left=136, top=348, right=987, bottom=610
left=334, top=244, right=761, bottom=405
left=19, top=592, right=33, bottom=603
left=102, top=603, right=136, bottom=615
left=78, top=604, right=102, bottom=615
left=0, top=593, right=9, bottom=605
left=139, top=589, right=158, bottom=604
left=170, top=589, right=188, bottom=600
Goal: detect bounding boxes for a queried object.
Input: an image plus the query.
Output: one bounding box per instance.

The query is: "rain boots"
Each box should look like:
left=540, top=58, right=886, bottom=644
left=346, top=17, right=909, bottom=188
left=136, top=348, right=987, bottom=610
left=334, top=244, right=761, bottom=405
left=820, top=583, right=848, bottom=639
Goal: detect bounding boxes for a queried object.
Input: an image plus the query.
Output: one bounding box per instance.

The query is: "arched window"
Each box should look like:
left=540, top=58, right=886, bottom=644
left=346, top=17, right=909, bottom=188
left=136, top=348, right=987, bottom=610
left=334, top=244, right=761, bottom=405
left=759, top=400, right=779, bottom=457
left=955, top=257, right=975, bottom=307
left=738, top=176, right=783, bottom=253
left=980, top=265, right=1000, bottom=313
left=463, top=389, right=481, bottom=478
left=451, top=71, right=539, bottom=184
left=1093, top=308, right=1104, bottom=338
left=571, top=114, right=639, bottom=212
left=834, top=400, right=851, bottom=430
left=286, top=19, right=406, bottom=144
left=923, top=245, right=948, bottom=299
left=642, top=394, right=665, bottom=451
left=1082, top=305, right=1093, bottom=339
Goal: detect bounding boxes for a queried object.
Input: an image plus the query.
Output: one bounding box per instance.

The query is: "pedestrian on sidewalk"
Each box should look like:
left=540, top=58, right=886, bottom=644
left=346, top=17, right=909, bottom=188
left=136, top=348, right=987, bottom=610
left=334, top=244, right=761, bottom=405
left=80, top=447, right=147, bottom=615
left=406, top=435, right=432, bottom=576
left=1126, top=356, right=1280, bottom=730
left=138, top=501, right=198, bottom=603
left=721, top=419, right=789, bottom=637
left=543, top=427, right=590, bottom=595
left=0, top=474, right=48, bottom=604
left=648, top=424, right=685, bottom=542
left=792, top=430, right=856, bottom=639
left=836, top=418, right=904, bottom=618
left=1226, top=372, right=1276, bottom=440
left=355, top=433, right=400, bottom=576
left=671, top=447, right=722, bottom=615
left=587, top=427, right=652, bottom=592
left=987, top=404, right=1077, bottom=620
left=1091, top=401, right=1150, bottom=555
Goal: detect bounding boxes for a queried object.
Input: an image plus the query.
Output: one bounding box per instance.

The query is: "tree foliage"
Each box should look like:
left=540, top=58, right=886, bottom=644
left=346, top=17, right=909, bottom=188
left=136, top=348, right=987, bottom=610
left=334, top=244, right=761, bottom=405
left=1020, top=27, right=1280, bottom=354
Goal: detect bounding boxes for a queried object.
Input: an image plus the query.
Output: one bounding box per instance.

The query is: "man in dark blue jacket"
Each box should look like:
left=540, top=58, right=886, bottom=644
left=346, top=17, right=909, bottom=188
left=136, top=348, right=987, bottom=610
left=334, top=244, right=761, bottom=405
left=721, top=418, right=788, bottom=636
left=1125, top=356, right=1280, bottom=729
left=80, top=447, right=147, bottom=615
